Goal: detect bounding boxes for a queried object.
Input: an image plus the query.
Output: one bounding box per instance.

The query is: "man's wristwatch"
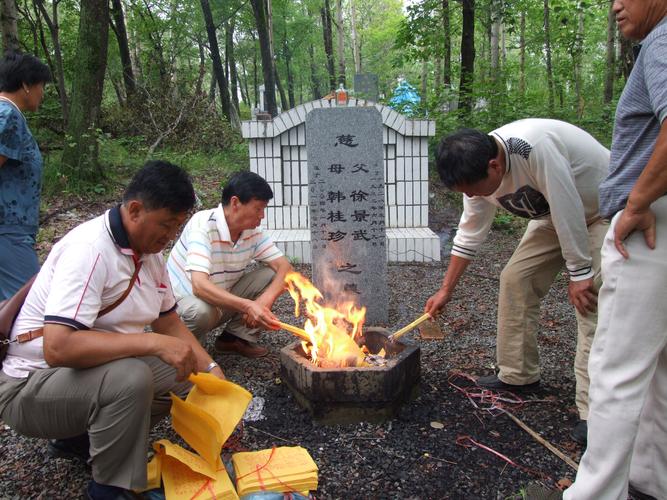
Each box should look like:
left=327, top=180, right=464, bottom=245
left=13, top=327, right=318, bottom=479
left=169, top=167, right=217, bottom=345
left=204, top=361, right=219, bottom=373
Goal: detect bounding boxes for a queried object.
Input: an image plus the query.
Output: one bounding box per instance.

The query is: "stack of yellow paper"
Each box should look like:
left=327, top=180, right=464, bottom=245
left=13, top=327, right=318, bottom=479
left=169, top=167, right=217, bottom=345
left=142, top=373, right=253, bottom=500
left=232, top=446, right=318, bottom=496
left=151, top=440, right=239, bottom=500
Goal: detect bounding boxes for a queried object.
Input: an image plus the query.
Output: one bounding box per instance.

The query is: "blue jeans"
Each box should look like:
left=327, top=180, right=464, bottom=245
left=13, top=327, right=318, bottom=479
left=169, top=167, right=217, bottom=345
left=0, top=232, right=39, bottom=300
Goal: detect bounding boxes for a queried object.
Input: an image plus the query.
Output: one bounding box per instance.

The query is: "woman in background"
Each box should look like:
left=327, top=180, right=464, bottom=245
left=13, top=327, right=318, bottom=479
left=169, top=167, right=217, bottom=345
left=0, top=52, right=51, bottom=300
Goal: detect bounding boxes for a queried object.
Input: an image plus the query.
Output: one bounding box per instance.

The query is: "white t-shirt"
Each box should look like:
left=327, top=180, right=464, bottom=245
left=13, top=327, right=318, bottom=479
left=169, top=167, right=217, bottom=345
left=3, top=207, right=176, bottom=378
left=451, top=119, right=610, bottom=281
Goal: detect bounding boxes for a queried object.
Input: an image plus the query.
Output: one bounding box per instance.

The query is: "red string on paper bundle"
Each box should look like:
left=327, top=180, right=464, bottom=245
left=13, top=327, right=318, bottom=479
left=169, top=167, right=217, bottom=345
left=234, top=446, right=305, bottom=495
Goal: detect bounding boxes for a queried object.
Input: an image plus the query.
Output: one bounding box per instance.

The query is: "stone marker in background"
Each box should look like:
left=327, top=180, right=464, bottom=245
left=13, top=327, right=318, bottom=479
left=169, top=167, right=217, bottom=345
left=306, top=107, right=388, bottom=325
left=354, top=73, right=379, bottom=102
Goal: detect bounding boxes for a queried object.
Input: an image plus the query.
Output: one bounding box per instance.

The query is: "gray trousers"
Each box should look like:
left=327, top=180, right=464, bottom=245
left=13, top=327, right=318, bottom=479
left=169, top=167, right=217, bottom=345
left=0, top=356, right=191, bottom=490
left=178, top=266, right=275, bottom=344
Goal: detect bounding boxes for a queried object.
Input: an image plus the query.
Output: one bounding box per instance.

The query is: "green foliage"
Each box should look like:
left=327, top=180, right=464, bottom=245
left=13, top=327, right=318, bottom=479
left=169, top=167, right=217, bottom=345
left=19, top=0, right=625, bottom=188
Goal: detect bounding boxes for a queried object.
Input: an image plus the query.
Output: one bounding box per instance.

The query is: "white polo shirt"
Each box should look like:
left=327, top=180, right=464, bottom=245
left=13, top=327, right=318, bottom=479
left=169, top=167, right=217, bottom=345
left=3, top=206, right=177, bottom=378
left=167, top=204, right=283, bottom=300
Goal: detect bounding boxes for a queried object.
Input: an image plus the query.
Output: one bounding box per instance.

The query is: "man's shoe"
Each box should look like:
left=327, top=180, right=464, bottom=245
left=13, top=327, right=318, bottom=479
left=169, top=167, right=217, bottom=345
left=570, top=419, right=587, bottom=445
left=86, top=480, right=138, bottom=500
left=628, top=483, right=658, bottom=500
left=47, top=433, right=90, bottom=463
left=214, top=336, right=268, bottom=358
left=477, top=374, right=540, bottom=391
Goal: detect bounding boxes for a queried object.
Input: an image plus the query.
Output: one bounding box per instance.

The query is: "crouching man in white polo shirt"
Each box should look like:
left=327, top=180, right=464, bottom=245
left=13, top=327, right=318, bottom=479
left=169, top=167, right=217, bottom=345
left=0, top=161, right=224, bottom=499
left=167, top=171, right=292, bottom=358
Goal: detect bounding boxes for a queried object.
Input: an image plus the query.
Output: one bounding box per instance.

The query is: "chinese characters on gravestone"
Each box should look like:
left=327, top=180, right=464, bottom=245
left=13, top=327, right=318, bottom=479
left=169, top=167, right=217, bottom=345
left=306, top=107, right=388, bottom=324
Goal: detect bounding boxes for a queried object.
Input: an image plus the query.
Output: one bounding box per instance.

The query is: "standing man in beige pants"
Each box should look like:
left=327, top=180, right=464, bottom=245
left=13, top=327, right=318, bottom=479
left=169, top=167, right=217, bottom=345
left=424, top=120, right=609, bottom=444
left=167, top=171, right=292, bottom=358
left=0, top=161, right=223, bottom=499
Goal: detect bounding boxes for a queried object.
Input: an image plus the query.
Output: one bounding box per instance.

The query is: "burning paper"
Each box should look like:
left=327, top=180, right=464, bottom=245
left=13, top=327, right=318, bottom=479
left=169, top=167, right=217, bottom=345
left=285, top=272, right=368, bottom=368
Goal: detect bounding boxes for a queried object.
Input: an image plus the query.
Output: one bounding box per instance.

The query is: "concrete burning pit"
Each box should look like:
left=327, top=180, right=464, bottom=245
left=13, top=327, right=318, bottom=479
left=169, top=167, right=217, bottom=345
left=280, top=327, right=420, bottom=425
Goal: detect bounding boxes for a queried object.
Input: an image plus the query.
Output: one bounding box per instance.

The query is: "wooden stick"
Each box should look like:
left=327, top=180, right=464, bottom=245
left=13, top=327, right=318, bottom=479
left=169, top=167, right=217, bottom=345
left=278, top=321, right=310, bottom=341
left=503, top=409, right=579, bottom=471
left=388, top=313, right=432, bottom=341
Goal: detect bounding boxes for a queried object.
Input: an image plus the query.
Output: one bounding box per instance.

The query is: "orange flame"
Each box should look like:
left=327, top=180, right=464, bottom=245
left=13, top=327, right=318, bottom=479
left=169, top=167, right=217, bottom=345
left=285, top=271, right=367, bottom=367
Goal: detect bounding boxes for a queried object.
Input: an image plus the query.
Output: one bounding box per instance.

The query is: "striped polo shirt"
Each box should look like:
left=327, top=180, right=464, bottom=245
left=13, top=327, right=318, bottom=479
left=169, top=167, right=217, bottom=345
left=599, top=16, right=667, bottom=218
left=167, top=204, right=283, bottom=300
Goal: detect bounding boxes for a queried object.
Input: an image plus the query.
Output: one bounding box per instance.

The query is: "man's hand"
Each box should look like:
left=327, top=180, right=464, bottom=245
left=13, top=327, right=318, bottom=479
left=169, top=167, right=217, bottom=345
left=568, top=278, right=597, bottom=316
left=614, top=207, right=656, bottom=258
left=424, top=289, right=451, bottom=317
left=243, top=300, right=281, bottom=330
left=153, top=335, right=198, bottom=382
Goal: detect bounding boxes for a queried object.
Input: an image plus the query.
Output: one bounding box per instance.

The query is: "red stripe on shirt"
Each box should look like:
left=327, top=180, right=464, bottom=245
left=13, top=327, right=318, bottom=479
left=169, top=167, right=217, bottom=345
left=74, top=253, right=102, bottom=319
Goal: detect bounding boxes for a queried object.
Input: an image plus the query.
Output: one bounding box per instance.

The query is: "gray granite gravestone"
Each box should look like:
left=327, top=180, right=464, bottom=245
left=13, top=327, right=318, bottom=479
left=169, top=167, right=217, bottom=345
left=354, top=73, right=379, bottom=102
left=306, top=107, right=388, bottom=324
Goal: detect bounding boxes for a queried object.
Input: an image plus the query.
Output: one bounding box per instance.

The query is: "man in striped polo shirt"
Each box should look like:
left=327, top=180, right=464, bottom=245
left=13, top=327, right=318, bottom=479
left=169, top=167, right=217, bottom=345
left=424, top=120, right=610, bottom=444
left=168, top=171, right=292, bottom=358
left=563, top=1, right=667, bottom=498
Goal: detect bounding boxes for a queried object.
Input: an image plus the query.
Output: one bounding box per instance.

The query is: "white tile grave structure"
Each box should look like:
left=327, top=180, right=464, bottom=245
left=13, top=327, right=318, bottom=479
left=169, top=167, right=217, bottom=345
left=241, top=98, right=441, bottom=263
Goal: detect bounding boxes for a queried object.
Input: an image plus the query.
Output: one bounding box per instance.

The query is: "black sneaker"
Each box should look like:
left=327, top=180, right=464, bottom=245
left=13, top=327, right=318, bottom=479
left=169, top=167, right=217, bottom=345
left=477, top=373, right=540, bottom=391
left=47, top=433, right=90, bottom=463
left=86, top=480, right=138, bottom=500
left=570, top=419, right=587, bottom=445
left=628, top=483, right=658, bottom=500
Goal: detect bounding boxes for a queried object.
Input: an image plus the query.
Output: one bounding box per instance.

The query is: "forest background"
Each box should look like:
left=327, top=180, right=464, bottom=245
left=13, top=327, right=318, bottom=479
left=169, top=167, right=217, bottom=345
left=0, top=0, right=627, bottom=198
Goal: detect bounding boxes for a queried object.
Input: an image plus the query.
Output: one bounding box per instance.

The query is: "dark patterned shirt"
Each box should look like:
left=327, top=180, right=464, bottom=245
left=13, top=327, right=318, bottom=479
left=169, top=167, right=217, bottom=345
left=0, top=99, right=42, bottom=236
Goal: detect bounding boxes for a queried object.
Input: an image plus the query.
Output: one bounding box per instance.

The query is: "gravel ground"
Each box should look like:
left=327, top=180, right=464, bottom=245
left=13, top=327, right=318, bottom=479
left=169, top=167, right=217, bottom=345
left=1, top=188, right=590, bottom=499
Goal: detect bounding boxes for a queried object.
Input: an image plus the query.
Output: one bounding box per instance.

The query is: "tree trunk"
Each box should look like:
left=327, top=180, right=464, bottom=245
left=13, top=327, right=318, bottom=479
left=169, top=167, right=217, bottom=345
left=442, top=0, right=451, bottom=86
left=459, top=0, right=475, bottom=117
left=196, top=36, right=206, bottom=96
left=321, top=0, right=336, bottom=92
left=239, top=56, right=251, bottom=106
left=226, top=20, right=240, bottom=114
left=490, top=0, right=500, bottom=76
left=34, top=0, right=68, bottom=123
left=275, top=65, right=288, bottom=111
left=61, top=0, right=109, bottom=182
left=573, top=3, right=585, bottom=118
left=618, top=30, right=634, bottom=80
left=335, top=0, right=345, bottom=86
left=308, top=43, right=322, bottom=100
left=109, top=0, right=135, bottom=101
left=543, top=0, right=555, bottom=114
left=603, top=0, right=615, bottom=105
left=250, top=0, right=277, bottom=116
left=0, top=0, right=19, bottom=52
left=252, top=32, right=259, bottom=108
left=350, top=0, right=361, bottom=73
left=434, top=57, right=442, bottom=95
left=421, top=60, right=427, bottom=100
left=519, top=9, right=526, bottom=96
left=280, top=10, right=295, bottom=108
left=200, top=0, right=232, bottom=121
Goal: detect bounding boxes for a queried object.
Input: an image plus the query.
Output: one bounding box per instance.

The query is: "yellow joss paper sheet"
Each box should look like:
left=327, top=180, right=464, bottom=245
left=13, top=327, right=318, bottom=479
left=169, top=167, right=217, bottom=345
left=170, top=394, right=223, bottom=470
left=154, top=439, right=218, bottom=479
left=233, top=446, right=318, bottom=496
left=160, top=455, right=238, bottom=500
left=186, top=373, right=253, bottom=445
